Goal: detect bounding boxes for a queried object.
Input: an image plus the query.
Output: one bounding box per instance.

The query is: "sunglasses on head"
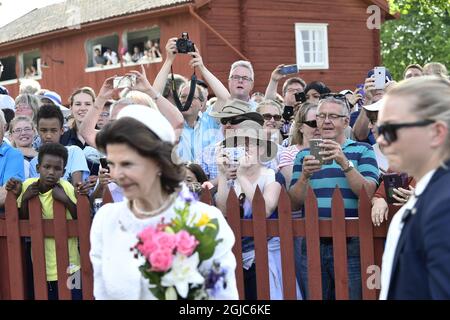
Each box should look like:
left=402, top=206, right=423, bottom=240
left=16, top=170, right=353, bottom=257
left=302, top=120, right=317, bottom=128
left=319, top=93, right=350, bottom=110
left=377, top=119, right=435, bottom=144
left=262, top=113, right=282, bottom=121
left=220, top=116, right=247, bottom=125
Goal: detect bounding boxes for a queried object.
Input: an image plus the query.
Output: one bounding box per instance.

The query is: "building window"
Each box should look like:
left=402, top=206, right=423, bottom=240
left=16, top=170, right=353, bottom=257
left=20, top=50, right=41, bottom=78
left=295, top=23, right=329, bottom=70
left=85, top=34, right=120, bottom=69
left=122, top=26, right=162, bottom=65
left=0, top=56, right=17, bottom=83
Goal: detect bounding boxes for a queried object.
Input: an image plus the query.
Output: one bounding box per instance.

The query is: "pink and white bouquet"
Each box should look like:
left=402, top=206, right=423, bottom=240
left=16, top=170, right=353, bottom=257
left=132, top=189, right=227, bottom=300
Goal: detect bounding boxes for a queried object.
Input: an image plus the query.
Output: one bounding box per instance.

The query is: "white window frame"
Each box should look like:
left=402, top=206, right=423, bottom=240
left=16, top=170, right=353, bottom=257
left=295, top=23, right=329, bottom=70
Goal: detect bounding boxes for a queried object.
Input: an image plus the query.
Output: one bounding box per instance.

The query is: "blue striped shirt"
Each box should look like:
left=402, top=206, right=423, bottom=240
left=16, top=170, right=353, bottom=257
left=290, top=139, right=379, bottom=218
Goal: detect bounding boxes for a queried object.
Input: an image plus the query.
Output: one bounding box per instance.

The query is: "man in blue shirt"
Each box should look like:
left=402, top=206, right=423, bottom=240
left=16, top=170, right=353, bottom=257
left=289, top=95, right=379, bottom=300
left=0, top=111, right=25, bottom=208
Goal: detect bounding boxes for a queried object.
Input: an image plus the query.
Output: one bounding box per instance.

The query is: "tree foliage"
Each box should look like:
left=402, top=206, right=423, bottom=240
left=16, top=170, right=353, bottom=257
left=381, top=1, right=450, bottom=80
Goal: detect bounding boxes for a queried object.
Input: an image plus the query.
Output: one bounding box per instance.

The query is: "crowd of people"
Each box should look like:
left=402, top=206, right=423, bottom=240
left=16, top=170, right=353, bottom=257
left=0, top=35, right=449, bottom=300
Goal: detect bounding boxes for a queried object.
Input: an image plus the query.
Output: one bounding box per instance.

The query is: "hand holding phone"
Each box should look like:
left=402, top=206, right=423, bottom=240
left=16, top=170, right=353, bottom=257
left=113, top=75, right=136, bottom=89
left=383, top=173, right=408, bottom=204
left=373, top=66, right=386, bottom=90
left=279, top=64, right=298, bottom=75
left=309, top=139, right=332, bottom=165
left=99, top=157, right=110, bottom=173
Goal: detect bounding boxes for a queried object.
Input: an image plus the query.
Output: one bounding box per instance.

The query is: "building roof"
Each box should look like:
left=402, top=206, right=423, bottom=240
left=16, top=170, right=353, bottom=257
left=0, top=0, right=193, bottom=45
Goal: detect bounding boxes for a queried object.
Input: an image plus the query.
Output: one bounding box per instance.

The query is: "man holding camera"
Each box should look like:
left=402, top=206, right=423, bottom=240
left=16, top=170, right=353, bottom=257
left=152, top=36, right=231, bottom=162
left=264, top=65, right=307, bottom=142
left=288, top=95, right=379, bottom=300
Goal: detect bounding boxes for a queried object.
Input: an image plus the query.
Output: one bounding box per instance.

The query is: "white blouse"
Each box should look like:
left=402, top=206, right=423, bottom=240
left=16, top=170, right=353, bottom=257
left=90, top=193, right=239, bottom=300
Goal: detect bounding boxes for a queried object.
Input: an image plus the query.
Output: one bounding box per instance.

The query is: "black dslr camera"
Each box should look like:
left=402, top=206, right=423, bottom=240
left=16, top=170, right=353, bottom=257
left=176, top=32, right=195, bottom=54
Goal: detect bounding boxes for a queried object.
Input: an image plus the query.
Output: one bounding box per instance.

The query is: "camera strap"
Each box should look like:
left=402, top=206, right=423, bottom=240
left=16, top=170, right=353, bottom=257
left=171, top=66, right=197, bottom=112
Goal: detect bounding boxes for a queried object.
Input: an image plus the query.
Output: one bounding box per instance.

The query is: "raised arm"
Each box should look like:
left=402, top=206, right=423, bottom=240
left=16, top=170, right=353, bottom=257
left=129, top=66, right=184, bottom=139
left=264, top=65, right=286, bottom=101
left=188, top=47, right=230, bottom=104
left=153, top=37, right=177, bottom=94
left=79, top=76, right=117, bottom=148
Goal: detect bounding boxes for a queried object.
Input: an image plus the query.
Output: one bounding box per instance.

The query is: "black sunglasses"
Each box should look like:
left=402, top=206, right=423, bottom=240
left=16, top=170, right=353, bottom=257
left=262, top=113, right=282, bottom=121
left=220, top=116, right=247, bottom=125
left=377, top=119, right=435, bottom=144
left=302, top=120, right=317, bottom=128
left=319, top=93, right=350, bottom=110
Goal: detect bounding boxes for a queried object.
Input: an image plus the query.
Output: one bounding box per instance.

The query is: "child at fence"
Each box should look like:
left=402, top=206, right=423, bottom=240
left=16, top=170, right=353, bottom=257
left=6, top=143, right=88, bottom=300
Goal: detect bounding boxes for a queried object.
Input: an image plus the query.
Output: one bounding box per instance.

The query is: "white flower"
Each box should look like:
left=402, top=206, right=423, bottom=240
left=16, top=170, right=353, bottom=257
left=165, top=286, right=178, bottom=300
left=161, top=252, right=204, bottom=298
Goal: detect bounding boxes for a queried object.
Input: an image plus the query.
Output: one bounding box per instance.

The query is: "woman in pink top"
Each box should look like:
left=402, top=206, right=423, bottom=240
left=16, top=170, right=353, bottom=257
left=279, top=102, right=321, bottom=186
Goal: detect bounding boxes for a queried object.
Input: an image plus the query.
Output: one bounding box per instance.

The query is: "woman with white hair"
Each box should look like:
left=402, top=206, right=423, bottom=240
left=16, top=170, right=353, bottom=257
left=378, top=76, right=450, bottom=299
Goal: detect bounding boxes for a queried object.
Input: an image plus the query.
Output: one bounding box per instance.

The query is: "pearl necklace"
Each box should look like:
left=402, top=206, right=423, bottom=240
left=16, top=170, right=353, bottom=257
left=128, top=193, right=177, bottom=218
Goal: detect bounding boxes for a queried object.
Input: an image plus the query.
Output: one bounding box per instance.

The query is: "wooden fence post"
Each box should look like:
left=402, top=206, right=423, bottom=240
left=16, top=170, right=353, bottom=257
left=4, top=192, right=24, bottom=299
left=28, top=197, right=48, bottom=299
left=277, top=188, right=297, bottom=299
left=358, top=187, right=378, bottom=300
left=252, top=187, right=270, bottom=300
left=76, top=195, right=93, bottom=300
left=304, top=187, right=322, bottom=300
left=225, top=188, right=245, bottom=299
left=53, top=200, right=71, bottom=300
left=331, top=187, right=349, bottom=300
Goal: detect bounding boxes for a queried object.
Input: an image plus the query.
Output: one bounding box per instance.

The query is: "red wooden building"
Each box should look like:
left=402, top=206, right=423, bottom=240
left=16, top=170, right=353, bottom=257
left=0, top=0, right=394, bottom=103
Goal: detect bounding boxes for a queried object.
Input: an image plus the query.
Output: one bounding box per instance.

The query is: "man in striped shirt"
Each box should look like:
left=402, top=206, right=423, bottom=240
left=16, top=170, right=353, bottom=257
left=288, top=95, right=379, bottom=300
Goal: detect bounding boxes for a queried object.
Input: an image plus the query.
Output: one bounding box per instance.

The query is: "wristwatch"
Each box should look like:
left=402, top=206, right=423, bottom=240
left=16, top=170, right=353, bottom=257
left=342, top=160, right=354, bottom=173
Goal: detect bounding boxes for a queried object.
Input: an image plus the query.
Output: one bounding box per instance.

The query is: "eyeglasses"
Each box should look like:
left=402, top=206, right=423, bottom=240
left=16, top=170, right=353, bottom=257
left=316, top=113, right=347, bottom=121
left=180, top=95, right=201, bottom=102
left=12, top=127, right=33, bottom=135
left=262, top=113, right=282, bottom=121
left=377, top=119, right=435, bottom=144
left=302, top=120, right=317, bottom=128
left=220, top=116, right=248, bottom=126
left=100, top=112, right=110, bottom=117
left=229, top=75, right=253, bottom=82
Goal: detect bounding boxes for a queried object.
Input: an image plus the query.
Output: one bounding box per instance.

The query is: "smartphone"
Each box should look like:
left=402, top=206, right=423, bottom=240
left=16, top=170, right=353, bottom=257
left=383, top=173, right=408, bottom=204
left=309, top=139, right=332, bottom=165
left=223, top=147, right=245, bottom=167
left=282, top=105, right=294, bottom=121
left=294, top=91, right=306, bottom=103
left=99, top=157, right=110, bottom=173
left=373, top=66, right=386, bottom=90
left=113, top=75, right=136, bottom=89
left=279, top=64, right=298, bottom=75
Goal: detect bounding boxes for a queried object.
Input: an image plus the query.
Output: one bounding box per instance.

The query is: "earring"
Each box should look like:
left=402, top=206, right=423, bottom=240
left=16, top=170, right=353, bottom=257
left=157, top=171, right=162, bottom=177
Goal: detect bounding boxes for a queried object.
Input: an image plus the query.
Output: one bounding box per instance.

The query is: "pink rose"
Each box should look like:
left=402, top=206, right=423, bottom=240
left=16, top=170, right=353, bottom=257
left=150, top=249, right=173, bottom=272
left=154, top=232, right=177, bottom=251
left=138, top=227, right=157, bottom=243
left=141, top=240, right=159, bottom=259
left=175, top=230, right=199, bottom=256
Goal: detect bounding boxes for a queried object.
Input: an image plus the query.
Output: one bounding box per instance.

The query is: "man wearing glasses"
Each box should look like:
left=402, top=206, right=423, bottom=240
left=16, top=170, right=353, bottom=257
left=227, top=60, right=257, bottom=110
left=288, top=95, right=379, bottom=300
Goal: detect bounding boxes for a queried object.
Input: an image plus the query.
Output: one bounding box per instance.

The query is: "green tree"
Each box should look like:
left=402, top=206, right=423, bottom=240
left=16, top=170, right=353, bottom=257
left=381, top=1, right=450, bottom=80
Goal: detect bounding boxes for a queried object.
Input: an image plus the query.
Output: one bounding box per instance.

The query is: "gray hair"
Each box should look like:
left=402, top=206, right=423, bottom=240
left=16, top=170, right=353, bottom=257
left=386, top=75, right=450, bottom=158
left=14, top=93, right=41, bottom=123
left=229, top=60, right=254, bottom=80
left=19, top=79, right=41, bottom=95
left=178, top=82, right=205, bottom=102
left=256, top=99, right=283, bottom=114
left=317, top=97, right=350, bottom=117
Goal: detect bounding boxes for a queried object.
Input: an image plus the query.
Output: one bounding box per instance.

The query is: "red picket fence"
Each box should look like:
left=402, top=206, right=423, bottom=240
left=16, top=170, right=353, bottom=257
left=0, top=186, right=388, bottom=300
